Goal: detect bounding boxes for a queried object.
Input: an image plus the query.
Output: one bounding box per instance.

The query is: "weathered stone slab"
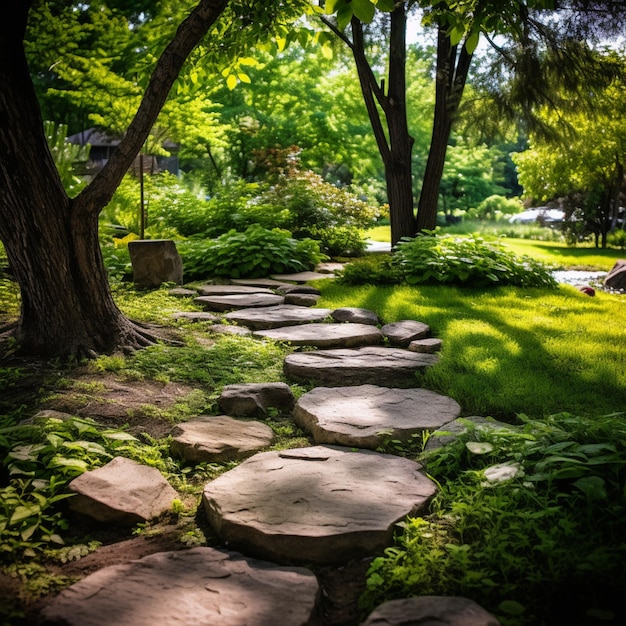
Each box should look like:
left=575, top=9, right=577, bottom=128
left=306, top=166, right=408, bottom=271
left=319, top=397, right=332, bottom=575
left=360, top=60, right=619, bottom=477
left=284, top=347, right=439, bottom=388
left=170, top=416, right=273, bottom=463
left=294, top=385, right=461, bottom=449
left=218, top=383, right=295, bottom=417
left=284, top=293, right=320, bottom=307
left=202, top=445, right=437, bottom=564
left=604, top=259, right=626, bottom=291
left=408, top=337, right=443, bottom=354
left=128, top=239, right=183, bottom=289
left=225, top=305, right=333, bottom=330
left=270, top=271, right=331, bottom=283
left=381, top=320, right=430, bottom=347
left=316, top=262, right=345, bottom=274
left=40, top=547, right=319, bottom=626
left=231, top=277, right=295, bottom=288
left=195, top=293, right=285, bottom=312
left=68, top=457, right=178, bottom=525
left=196, top=284, right=275, bottom=296
left=361, top=596, right=501, bottom=626
left=423, top=416, right=516, bottom=453
left=331, top=307, right=380, bottom=325
left=254, top=323, right=383, bottom=349
left=173, top=311, right=220, bottom=323
left=275, top=285, right=321, bottom=296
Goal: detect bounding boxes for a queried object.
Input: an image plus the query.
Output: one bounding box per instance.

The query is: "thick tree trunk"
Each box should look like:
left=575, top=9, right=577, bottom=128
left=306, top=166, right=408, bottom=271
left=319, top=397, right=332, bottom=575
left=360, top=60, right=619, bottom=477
left=0, top=0, right=229, bottom=358
left=416, top=25, right=473, bottom=232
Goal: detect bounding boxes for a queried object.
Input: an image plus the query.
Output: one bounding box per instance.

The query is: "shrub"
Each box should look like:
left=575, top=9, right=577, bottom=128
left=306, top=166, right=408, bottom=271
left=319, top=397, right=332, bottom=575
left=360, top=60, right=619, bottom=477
left=177, top=225, right=326, bottom=280
left=306, top=225, right=367, bottom=257
left=607, top=229, right=626, bottom=250
left=395, top=234, right=557, bottom=288
left=337, top=255, right=404, bottom=286
left=361, top=412, right=626, bottom=626
left=468, top=195, right=523, bottom=221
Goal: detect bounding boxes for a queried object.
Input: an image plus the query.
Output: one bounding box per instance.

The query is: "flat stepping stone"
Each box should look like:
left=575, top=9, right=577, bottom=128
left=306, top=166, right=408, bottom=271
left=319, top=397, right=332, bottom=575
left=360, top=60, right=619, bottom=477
left=168, top=287, right=198, bottom=297
left=254, top=323, right=383, bottom=348
left=195, top=293, right=284, bottom=312
left=173, top=311, right=220, bottom=323
left=294, top=385, right=461, bottom=449
left=68, top=457, right=178, bottom=525
left=361, top=596, right=501, bottom=626
left=316, top=262, right=345, bottom=273
left=208, top=325, right=252, bottom=336
left=225, top=305, right=333, bottom=330
left=196, top=284, right=275, bottom=296
left=230, top=277, right=296, bottom=288
left=202, top=445, right=437, bottom=564
left=331, top=307, right=380, bottom=325
left=218, top=383, right=295, bottom=417
left=270, top=271, right=331, bottom=283
left=170, top=416, right=274, bottom=463
left=40, top=547, right=319, bottom=626
left=275, top=285, right=321, bottom=295
left=284, top=346, right=439, bottom=387
left=381, top=320, right=431, bottom=347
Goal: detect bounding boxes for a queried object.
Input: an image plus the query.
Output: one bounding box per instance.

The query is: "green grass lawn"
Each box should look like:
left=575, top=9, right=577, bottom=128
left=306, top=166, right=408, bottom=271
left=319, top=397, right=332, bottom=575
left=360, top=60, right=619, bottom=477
left=315, top=280, right=626, bottom=422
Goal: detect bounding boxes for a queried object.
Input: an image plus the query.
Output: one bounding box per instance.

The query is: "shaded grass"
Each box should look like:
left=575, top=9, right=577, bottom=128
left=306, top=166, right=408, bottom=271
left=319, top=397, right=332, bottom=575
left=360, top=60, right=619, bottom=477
left=315, top=280, right=626, bottom=421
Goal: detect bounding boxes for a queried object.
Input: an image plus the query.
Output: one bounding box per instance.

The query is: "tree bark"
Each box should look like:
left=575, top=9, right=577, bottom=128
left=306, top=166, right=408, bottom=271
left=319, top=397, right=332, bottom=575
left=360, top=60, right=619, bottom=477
left=0, top=0, right=230, bottom=358
left=416, top=24, right=473, bottom=232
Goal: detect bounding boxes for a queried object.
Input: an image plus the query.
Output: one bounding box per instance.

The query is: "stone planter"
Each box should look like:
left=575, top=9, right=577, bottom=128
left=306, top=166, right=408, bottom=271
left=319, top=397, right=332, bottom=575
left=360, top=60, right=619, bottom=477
left=128, top=239, right=183, bottom=289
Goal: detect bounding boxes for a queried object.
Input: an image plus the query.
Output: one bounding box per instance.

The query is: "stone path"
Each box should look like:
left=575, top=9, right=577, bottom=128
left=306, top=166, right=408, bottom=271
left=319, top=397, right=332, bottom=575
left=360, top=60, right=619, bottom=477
left=44, top=271, right=501, bottom=626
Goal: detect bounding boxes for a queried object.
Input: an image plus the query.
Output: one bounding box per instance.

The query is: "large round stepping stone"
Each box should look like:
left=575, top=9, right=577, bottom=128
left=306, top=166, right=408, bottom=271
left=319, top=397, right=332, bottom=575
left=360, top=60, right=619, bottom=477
left=195, top=293, right=284, bottom=312
left=294, top=385, right=461, bottom=449
left=254, top=323, right=383, bottom=348
left=225, top=305, right=333, bottom=330
left=361, top=596, right=501, bottom=626
left=381, top=320, right=431, bottom=347
left=170, top=416, right=274, bottom=462
left=40, top=547, right=319, bottom=626
left=68, top=457, right=178, bottom=525
left=196, top=284, right=275, bottom=296
left=284, top=347, right=439, bottom=388
left=202, top=445, right=437, bottom=564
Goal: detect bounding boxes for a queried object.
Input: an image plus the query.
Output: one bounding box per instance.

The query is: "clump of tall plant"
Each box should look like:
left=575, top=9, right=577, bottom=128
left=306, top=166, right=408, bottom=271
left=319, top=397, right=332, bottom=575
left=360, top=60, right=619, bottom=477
left=361, top=412, right=626, bottom=626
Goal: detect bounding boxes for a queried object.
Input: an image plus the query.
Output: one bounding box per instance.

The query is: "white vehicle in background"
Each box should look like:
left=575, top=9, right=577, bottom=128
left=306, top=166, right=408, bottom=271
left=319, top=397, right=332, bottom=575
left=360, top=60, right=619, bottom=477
left=508, top=207, right=566, bottom=224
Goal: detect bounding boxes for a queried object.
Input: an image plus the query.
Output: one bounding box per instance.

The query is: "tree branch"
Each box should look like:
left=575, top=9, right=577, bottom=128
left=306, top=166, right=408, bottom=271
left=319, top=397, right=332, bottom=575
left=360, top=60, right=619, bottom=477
left=74, top=0, right=230, bottom=216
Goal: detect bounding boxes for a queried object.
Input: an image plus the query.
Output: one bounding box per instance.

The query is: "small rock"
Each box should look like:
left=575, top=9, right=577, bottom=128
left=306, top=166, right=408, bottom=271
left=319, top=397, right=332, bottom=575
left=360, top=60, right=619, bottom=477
left=275, top=285, right=321, bottom=296
left=361, top=596, right=501, bottom=626
left=381, top=320, right=430, bottom=347
left=284, top=293, right=320, bottom=306
left=170, top=416, right=274, bottom=462
left=578, top=285, right=596, bottom=296
left=218, top=383, right=295, bottom=417
left=167, top=287, right=197, bottom=297
left=207, top=324, right=252, bottom=336
left=331, top=307, right=380, bottom=325
left=68, top=457, right=178, bottom=525
left=173, top=311, right=220, bottom=323
left=408, top=337, right=443, bottom=353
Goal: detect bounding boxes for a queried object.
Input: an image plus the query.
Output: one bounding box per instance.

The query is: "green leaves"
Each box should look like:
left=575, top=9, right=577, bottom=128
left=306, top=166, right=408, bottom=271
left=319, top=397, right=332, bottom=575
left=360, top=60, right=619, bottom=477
left=325, top=0, right=393, bottom=29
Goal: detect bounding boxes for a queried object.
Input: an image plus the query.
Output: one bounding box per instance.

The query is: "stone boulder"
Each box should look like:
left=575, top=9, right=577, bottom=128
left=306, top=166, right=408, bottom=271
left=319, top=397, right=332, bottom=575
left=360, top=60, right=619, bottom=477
left=284, top=347, right=439, bottom=388
left=604, top=259, right=626, bottom=291
left=381, top=320, right=430, bottom=347
left=202, top=445, right=437, bottom=564
left=39, top=547, right=319, bottom=626
left=170, top=416, right=274, bottom=463
left=275, top=284, right=321, bottom=296
left=331, top=307, right=380, bottom=325
left=68, top=457, right=178, bottom=525
left=284, top=293, right=320, bottom=307
left=294, top=385, right=461, bottom=449
left=254, top=323, right=383, bottom=349
left=408, top=337, right=443, bottom=354
left=218, top=382, right=295, bottom=417
left=361, top=596, right=501, bottom=626
left=128, top=239, right=183, bottom=289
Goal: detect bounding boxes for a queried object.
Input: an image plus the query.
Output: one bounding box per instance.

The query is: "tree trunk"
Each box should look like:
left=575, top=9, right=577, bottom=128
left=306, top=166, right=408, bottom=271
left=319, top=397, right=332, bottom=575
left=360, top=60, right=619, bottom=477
left=416, top=25, right=473, bottom=232
left=0, top=0, right=229, bottom=358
